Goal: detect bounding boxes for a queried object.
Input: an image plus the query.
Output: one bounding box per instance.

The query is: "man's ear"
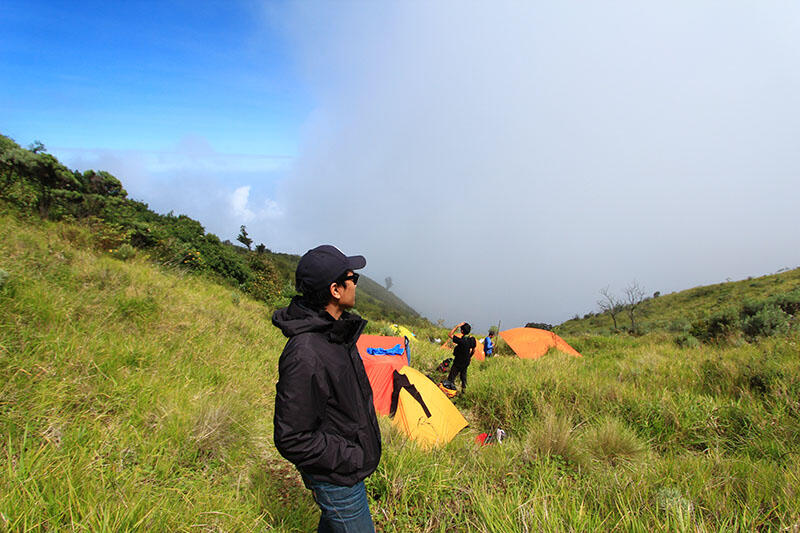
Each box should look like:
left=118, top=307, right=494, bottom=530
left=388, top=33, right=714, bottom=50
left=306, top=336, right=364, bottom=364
left=329, top=282, right=342, bottom=301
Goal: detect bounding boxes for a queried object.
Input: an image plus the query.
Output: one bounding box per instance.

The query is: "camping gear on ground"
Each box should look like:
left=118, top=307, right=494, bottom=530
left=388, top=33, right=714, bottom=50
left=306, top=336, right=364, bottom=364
left=366, top=344, right=405, bottom=356
left=391, top=366, right=468, bottom=448
left=437, top=358, right=453, bottom=372
left=498, top=328, right=582, bottom=359
left=475, top=428, right=507, bottom=446
left=438, top=381, right=457, bottom=398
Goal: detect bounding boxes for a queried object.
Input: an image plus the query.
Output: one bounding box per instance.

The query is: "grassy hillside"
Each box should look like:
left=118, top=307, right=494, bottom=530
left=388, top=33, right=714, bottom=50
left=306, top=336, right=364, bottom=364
left=556, top=268, right=800, bottom=337
left=0, top=133, right=425, bottom=328
left=3, top=212, right=800, bottom=531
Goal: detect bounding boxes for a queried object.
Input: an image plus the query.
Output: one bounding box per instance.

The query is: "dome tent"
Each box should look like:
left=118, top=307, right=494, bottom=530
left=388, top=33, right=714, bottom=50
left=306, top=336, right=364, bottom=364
left=498, top=327, right=582, bottom=359
left=357, top=336, right=468, bottom=448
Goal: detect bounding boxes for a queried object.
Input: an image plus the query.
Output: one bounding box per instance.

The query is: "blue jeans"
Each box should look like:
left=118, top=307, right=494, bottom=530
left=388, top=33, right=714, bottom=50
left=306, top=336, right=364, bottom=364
left=307, top=479, right=375, bottom=533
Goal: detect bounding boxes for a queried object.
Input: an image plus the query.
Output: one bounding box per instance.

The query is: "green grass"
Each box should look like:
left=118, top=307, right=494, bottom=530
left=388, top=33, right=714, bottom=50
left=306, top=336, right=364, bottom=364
left=2, top=212, right=800, bottom=531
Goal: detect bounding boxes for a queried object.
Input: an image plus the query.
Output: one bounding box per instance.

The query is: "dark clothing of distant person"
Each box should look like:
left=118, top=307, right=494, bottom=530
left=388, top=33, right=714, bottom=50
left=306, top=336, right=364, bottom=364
left=447, top=334, right=476, bottom=389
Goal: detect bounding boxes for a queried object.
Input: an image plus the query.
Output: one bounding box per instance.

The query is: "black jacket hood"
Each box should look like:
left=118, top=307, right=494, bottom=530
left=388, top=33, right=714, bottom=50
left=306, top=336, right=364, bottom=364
left=272, top=296, right=364, bottom=345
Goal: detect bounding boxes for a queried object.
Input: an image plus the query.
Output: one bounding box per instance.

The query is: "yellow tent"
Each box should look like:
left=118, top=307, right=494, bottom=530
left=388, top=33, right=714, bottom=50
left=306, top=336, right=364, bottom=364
left=391, top=324, right=419, bottom=342
left=391, top=366, right=468, bottom=448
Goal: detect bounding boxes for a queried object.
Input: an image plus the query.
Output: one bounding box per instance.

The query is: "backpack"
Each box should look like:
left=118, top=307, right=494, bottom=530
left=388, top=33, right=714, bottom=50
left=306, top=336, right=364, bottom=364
left=437, top=358, right=453, bottom=372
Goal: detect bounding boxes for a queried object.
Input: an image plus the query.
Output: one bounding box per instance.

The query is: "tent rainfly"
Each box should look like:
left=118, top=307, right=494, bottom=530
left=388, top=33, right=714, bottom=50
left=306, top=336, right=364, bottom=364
left=390, top=366, right=468, bottom=448
left=498, top=328, right=582, bottom=359
left=391, top=324, right=419, bottom=342
left=357, top=335, right=409, bottom=416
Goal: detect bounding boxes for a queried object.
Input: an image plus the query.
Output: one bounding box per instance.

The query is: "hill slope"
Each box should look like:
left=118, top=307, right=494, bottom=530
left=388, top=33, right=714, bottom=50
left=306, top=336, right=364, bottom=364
left=0, top=133, right=425, bottom=328
left=556, top=268, right=800, bottom=336
left=3, top=213, right=800, bottom=531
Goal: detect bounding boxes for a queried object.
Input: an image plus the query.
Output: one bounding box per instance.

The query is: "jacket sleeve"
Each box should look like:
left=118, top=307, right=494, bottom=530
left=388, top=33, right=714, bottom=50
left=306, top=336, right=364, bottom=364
left=273, top=339, right=364, bottom=474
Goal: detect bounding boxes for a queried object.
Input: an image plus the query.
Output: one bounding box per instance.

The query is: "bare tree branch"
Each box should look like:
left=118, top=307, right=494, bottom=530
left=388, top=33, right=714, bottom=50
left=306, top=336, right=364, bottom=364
left=624, top=280, right=646, bottom=333
left=597, top=286, right=623, bottom=330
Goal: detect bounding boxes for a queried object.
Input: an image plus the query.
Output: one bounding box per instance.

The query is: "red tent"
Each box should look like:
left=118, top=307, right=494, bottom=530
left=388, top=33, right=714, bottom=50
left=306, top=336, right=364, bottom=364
left=357, top=335, right=409, bottom=416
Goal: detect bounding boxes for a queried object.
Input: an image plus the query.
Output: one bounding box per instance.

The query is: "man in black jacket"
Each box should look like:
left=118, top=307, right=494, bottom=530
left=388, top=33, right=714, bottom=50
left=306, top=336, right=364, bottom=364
left=272, top=245, right=380, bottom=533
left=444, top=321, right=476, bottom=392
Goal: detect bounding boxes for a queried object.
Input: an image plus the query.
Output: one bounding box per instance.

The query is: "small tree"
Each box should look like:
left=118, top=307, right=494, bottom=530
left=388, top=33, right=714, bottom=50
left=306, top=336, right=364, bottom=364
left=624, top=280, right=646, bottom=333
left=598, top=286, right=623, bottom=330
left=385, top=276, right=393, bottom=290
left=255, top=243, right=266, bottom=254
left=28, top=140, right=46, bottom=154
left=237, top=225, right=252, bottom=250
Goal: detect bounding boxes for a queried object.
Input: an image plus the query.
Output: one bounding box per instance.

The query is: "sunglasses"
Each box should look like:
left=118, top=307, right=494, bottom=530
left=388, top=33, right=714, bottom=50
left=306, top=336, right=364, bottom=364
left=339, top=272, right=360, bottom=285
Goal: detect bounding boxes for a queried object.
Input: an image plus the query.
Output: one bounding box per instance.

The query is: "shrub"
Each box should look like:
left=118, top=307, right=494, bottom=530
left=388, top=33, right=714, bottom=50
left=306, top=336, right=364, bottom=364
left=741, top=304, right=790, bottom=338
left=675, top=333, right=700, bottom=349
left=525, top=322, right=553, bottom=330
left=86, top=216, right=130, bottom=252
left=667, top=318, right=690, bottom=333
left=740, top=298, right=766, bottom=319
left=767, top=289, right=800, bottom=316
left=689, top=308, right=739, bottom=343
left=245, top=254, right=280, bottom=303
left=110, top=243, right=136, bottom=261
left=196, top=240, right=251, bottom=284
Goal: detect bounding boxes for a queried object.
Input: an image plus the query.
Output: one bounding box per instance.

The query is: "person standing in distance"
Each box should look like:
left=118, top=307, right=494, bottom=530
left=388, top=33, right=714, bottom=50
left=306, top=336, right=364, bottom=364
left=483, top=329, right=496, bottom=357
left=272, top=245, right=381, bottom=532
left=444, top=321, right=476, bottom=392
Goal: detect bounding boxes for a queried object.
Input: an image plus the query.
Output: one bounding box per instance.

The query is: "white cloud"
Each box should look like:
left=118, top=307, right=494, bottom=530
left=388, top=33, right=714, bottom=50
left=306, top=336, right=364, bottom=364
left=231, top=186, right=255, bottom=222
left=230, top=186, right=284, bottom=223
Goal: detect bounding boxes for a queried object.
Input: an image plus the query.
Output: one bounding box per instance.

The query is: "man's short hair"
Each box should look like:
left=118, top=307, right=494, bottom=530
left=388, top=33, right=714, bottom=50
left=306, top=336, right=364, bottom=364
left=301, top=271, right=353, bottom=311
left=302, top=286, right=333, bottom=311
left=461, top=323, right=471, bottom=335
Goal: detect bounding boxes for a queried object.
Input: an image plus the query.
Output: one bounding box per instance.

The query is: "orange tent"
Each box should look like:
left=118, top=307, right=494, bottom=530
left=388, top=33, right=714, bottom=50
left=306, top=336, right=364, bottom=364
left=357, top=335, right=409, bottom=415
left=498, top=328, right=582, bottom=359
left=439, top=335, right=485, bottom=361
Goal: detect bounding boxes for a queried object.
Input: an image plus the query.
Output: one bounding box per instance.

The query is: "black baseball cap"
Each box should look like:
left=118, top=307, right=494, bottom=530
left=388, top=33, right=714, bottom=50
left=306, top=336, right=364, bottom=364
left=295, top=245, right=366, bottom=294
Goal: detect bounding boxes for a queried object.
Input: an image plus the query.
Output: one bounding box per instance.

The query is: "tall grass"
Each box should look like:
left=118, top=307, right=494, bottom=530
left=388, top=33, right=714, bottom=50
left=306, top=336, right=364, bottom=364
left=2, top=212, right=800, bottom=530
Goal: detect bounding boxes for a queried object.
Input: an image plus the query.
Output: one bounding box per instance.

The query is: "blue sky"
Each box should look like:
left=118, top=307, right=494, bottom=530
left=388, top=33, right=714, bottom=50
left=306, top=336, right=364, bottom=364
left=2, top=1, right=305, bottom=155
left=2, top=2, right=799, bottom=330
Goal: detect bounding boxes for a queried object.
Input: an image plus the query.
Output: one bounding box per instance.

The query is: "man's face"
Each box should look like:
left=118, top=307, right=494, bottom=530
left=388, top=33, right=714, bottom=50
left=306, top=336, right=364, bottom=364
left=337, top=270, right=357, bottom=308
